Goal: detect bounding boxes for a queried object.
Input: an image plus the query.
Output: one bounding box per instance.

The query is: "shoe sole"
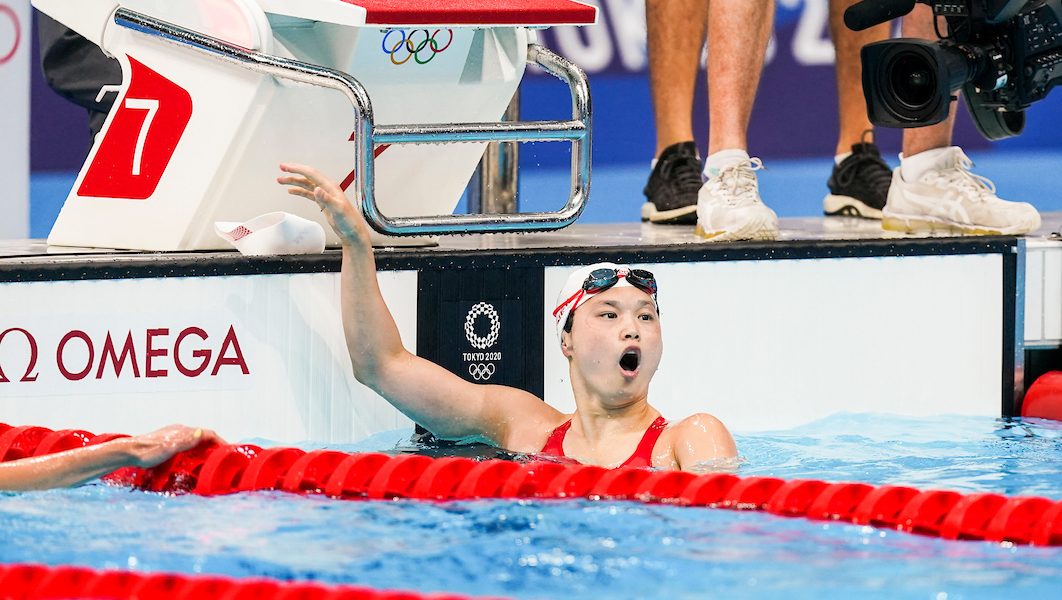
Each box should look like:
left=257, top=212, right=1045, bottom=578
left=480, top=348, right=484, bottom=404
left=823, top=194, right=883, bottom=220
left=695, top=220, right=779, bottom=242
left=881, top=213, right=1036, bottom=236
left=641, top=202, right=698, bottom=225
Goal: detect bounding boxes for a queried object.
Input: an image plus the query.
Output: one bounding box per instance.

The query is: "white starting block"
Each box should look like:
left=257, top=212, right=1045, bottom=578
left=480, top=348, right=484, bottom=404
left=32, top=0, right=596, bottom=250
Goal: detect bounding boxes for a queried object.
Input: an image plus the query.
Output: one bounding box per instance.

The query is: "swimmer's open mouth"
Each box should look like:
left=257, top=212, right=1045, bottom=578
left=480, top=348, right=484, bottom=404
left=619, top=349, right=640, bottom=372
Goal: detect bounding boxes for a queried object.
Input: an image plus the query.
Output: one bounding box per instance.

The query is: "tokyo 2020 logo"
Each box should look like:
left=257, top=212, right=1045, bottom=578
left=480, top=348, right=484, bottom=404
left=0, top=4, right=21, bottom=67
left=381, top=29, right=453, bottom=65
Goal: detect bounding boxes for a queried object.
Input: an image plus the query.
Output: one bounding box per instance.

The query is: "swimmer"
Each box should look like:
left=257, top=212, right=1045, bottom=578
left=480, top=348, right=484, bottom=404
left=0, top=425, right=220, bottom=491
left=278, top=164, right=737, bottom=470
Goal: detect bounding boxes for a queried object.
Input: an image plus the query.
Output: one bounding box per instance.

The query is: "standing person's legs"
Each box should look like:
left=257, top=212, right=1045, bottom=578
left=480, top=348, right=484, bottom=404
left=704, top=0, right=773, bottom=157
left=898, top=4, right=956, bottom=159
left=647, top=0, right=707, bottom=158
left=695, top=0, right=778, bottom=241
left=642, top=0, right=709, bottom=225
left=882, top=4, right=1040, bottom=235
left=823, top=0, right=893, bottom=218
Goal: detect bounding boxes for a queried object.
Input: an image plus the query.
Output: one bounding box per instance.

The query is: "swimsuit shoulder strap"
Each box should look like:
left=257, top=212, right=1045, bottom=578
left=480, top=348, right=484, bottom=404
left=619, top=416, right=668, bottom=469
left=540, top=419, right=573, bottom=456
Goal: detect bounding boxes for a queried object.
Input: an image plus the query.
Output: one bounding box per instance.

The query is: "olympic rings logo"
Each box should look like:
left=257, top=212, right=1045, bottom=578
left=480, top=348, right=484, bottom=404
left=468, top=363, right=496, bottom=382
left=381, top=29, right=453, bottom=65
left=0, top=4, right=21, bottom=67
left=464, top=302, right=500, bottom=350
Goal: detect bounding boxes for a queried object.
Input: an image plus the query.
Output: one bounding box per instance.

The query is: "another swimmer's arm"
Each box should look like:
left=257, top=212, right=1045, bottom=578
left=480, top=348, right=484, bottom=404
left=671, top=413, right=738, bottom=472
left=277, top=165, right=555, bottom=444
left=0, top=425, right=219, bottom=491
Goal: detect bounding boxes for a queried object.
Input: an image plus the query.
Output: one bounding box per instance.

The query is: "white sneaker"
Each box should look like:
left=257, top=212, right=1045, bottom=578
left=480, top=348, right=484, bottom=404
left=883, top=147, right=1041, bottom=235
left=695, top=157, right=779, bottom=241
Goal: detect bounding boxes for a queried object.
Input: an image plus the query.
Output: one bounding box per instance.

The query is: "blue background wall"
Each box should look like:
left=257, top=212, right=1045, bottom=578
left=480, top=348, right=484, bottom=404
left=28, top=2, right=1062, bottom=235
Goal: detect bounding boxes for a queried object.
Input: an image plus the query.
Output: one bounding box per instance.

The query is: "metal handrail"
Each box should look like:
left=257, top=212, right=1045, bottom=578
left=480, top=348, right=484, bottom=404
left=113, top=8, right=592, bottom=236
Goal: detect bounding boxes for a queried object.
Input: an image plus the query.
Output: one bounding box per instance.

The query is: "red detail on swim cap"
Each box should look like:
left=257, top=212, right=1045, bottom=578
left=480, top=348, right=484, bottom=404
left=228, top=225, right=253, bottom=241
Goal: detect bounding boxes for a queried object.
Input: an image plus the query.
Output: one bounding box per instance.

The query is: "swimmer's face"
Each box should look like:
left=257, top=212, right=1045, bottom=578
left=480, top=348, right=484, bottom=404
left=561, top=286, right=662, bottom=401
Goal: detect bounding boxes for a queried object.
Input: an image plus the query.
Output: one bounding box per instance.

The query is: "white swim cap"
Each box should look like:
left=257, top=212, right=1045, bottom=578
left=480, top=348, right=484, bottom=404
left=552, top=262, right=659, bottom=341
left=215, top=212, right=326, bottom=256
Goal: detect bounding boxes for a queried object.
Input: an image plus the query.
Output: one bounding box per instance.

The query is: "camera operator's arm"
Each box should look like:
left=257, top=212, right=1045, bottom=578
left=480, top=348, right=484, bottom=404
left=37, top=14, right=122, bottom=138
left=277, top=165, right=561, bottom=450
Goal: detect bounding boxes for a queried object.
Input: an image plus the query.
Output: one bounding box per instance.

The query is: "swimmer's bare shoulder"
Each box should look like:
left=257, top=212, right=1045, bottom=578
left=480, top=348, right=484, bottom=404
left=661, top=413, right=738, bottom=471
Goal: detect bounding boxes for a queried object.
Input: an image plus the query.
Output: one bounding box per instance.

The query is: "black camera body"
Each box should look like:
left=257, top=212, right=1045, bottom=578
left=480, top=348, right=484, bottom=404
left=849, top=0, right=1062, bottom=139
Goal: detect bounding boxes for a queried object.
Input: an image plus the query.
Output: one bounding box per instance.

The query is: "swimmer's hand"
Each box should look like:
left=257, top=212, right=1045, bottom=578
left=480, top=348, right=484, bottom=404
left=127, top=425, right=222, bottom=468
left=277, top=163, right=370, bottom=249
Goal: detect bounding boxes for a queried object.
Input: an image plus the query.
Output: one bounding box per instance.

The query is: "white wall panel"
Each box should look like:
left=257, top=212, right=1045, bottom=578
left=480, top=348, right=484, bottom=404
left=544, top=254, right=1003, bottom=432
left=0, top=271, right=416, bottom=443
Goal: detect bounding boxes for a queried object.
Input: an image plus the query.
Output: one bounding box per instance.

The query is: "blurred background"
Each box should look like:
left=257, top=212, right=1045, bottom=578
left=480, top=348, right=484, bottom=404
left=17, top=1, right=1062, bottom=237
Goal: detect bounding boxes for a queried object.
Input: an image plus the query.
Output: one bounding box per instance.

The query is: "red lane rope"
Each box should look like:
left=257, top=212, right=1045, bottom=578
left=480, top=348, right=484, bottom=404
left=0, top=563, right=501, bottom=600
left=2, top=423, right=1061, bottom=547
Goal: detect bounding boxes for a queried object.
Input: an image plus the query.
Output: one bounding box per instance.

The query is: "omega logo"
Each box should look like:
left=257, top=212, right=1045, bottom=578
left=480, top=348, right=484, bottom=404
left=0, top=4, right=21, bottom=67
left=0, top=325, right=250, bottom=383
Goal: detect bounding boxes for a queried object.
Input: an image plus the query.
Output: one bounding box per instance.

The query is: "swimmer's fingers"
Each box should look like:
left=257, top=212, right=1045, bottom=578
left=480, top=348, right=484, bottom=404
left=129, top=425, right=221, bottom=468
left=278, top=163, right=369, bottom=246
left=277, top=173, right=315, bottom=192
left=279, top=163, right=343, bottom=197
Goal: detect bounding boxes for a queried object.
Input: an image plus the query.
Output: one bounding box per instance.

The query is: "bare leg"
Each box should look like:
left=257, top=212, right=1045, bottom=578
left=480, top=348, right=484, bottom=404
left=706, top=0, right=773, bottom=155
left=646, top=0, right=708, bottom=158
left=901, top=4, right=956, bottom=156
left=830, top=0, right=890, bottom=154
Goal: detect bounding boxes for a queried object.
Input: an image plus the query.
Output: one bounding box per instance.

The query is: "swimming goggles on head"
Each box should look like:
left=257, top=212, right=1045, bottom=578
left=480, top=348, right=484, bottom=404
left=552, top=267, right=659, bottom=320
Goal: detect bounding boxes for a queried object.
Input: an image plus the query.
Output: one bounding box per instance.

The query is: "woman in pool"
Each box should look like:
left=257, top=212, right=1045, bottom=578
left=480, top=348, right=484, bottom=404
left=278, top=164, right=737, bottom=470
left=0, top=425, right=220, bottom=491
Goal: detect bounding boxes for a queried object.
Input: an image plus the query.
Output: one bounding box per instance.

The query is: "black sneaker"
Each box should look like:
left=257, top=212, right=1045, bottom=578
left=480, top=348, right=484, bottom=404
left=642, top=141, right=703, bottom=225
left=823, top=136, right=893, bottom=219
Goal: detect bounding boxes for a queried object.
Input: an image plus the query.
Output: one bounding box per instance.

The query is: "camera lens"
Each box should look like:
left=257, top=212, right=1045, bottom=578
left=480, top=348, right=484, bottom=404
left=887, top=52, right=938, bottom=110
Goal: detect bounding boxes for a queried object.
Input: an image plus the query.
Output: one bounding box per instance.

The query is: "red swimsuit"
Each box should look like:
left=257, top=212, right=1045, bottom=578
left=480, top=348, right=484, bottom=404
left=539, top=416, right=668, bottom=468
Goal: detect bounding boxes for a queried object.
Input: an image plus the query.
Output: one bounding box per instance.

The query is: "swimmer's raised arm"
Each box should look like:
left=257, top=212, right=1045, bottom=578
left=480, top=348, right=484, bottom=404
left=0, top=425, right=220, bottom=491
left=278, top=165, right=560, bottom=448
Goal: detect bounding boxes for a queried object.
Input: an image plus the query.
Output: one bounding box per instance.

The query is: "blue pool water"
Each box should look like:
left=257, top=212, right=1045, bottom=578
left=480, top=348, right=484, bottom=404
left=1, top=413, right=1061, bottom=599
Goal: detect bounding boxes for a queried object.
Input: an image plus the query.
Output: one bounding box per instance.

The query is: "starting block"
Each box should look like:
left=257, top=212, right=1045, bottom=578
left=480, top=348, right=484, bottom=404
left=32, top=0, right=596, bottom=250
